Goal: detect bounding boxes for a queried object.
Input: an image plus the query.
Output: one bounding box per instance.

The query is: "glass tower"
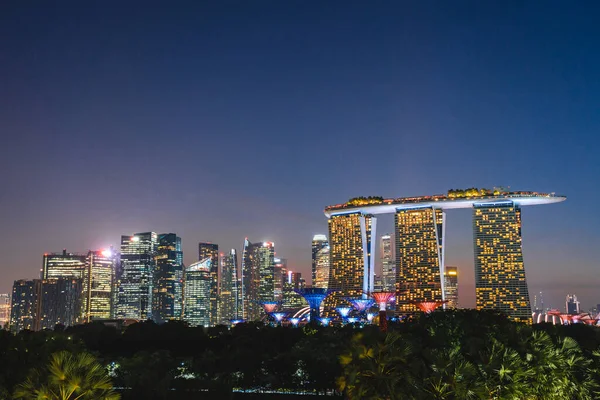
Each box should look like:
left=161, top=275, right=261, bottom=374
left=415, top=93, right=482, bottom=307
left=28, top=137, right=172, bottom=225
left=183, top=258, right=212, bottom=327
left=313, top=246, right=330, bottom=289
left=311, top=235, right=329, bottom=284
left=473, top=202, right=531, bottom=323
left=380, top=234, right=395, bottom=292
left=242, top=240, right=274, bottom=321
left=43, top=250, right=86, bottom=280
left=198, top=243, right=219, bottom=326
left=116, top=232, right=158, bottom=320
left=219, top=249, right=241, bottom=323
left=153, top=234, right=183, bottom=323
left=37, top=278, right=82, bottom=330
left=395, top=207, right=445, bottom=313
left=10, top=280, right=38, bottom=333
left=444, top=266, right=458, bottom=309
left=82, top=250, right=114, bottom=322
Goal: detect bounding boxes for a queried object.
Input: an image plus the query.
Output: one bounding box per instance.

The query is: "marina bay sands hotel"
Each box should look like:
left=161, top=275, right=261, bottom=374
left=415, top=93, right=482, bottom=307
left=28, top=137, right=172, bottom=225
left=323, top=188, right=566, bottom=322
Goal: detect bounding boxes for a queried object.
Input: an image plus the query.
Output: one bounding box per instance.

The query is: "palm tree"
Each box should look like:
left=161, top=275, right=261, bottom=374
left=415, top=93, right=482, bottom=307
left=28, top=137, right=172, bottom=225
left=14, top=351, right=119, bottom=400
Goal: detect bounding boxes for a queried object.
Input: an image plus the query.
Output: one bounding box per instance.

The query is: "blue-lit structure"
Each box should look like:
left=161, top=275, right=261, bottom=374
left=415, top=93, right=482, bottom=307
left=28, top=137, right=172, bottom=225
left=367, top=313, right=376, bottom=322
left=290, top=317, right=300, bottom=327
left=347, top=317, right=358, bottom=324
left=272, top=312, right=286, bottom=324
left=349, top=298, right=374, bottom=315
left=336, top=306, right=352, bottom=324
left=296, top=288, right=329, bottom=323
left=320, top=317, right=330, bottom=326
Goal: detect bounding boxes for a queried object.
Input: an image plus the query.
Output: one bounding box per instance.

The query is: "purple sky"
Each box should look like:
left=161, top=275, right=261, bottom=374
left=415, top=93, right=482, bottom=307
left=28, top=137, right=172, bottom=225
left=1, top=2, right=598, bottom=311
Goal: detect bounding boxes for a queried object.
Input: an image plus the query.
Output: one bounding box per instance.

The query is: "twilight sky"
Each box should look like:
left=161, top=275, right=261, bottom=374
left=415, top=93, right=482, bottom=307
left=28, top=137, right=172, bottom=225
left=1, top=1, right=598, bottom=311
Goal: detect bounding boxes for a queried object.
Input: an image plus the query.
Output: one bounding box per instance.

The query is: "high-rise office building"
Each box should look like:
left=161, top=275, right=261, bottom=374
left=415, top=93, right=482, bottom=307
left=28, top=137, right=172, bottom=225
left=566, top=294, right=580, bottom=315
left=326, top=213, right=376, bottom=311
left=116, top=232, right=158, bottom=320
left=474, top=202, right=531, bottom=323
left=198, top=243, right=219, bottom=326
left=444, top=266, right=458, bottom=308
left=11, top=280, right=38, bottom=332
left=183, top=258, right=212, bottom=327
left=311, top=235, right=328, bottom=284
left=82, top=250, right=114, bottom=322
left=219, top=249, right=241, bottom=323
left=313, top=246, right=330, bottom=290
left=395, top=207, right=445, bottom=313
left=380, top=234, right=395, bottom=292
left=242, top=240, right=275, bottom=320
left=0, top=294, right=10, bottom=329
left=274, top=258, right=287, bottom=302
left=37, top=278, right=82, bottom=330
left=282, top=270, right=307, bottom=309
left=153, top=234, right=183, bottom=323
left=43, top=250, right=86, bottom=280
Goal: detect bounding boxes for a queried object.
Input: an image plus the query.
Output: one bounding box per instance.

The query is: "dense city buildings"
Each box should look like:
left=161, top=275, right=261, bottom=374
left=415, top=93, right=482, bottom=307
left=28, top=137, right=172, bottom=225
left=0, top=293, right=9, bottom=329
left=42, top=250, right=86, bottom=280
left=219, top=249, right=241, bottom=323
left=153, top=234, right=183, bottom=323
left=116, top=232, right=158, bottom=320
left=566, top=294, right=580, bottom=315
left=311, top=234, right=328, bottom=284
left=273, top=257, right=287, bottom=302
left=282, top=270, right=307, bottom=309
left=444, top=266, right=458, bottom=308
left=396, top=207, right=445, bottom=313
left=380, top=234, right=394, bottom=292
left=37, top=278, right=82, bottom=330
left=313, top=246, right=330, bottom=289
left=241, top=240, right=275, bottom=321
left=10, top=280, right=38, bottom=332
left=183, top=258, right=212, bottom=327
left=82, top=250, right=114, bottom=322
left=198, top=242, right=219, bottom=326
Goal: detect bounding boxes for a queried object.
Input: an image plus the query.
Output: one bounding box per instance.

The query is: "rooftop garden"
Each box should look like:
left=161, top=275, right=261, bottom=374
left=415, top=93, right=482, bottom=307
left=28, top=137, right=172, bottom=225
left=346, top=196, right=384, bottom=206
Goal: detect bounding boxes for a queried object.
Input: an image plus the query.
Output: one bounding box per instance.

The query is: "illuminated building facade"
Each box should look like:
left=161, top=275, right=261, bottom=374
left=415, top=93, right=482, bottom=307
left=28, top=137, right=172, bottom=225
left=380, top=234, right=395, bottom=292
left=183, top=258, right=212, bottom=327
left=326, top=212, right=376, bottom=312
left=313, top=246, right=330, bottom=289
left=566, top=294, right=580, bottom=315
left=444, top=266, right=458, bottom=308
left=82, top=250, right=114, bottom=322
left=395, top=207, right=445, bottom=313
left=274, top=258, right=287, bottom=302
left=282, top=271, right=307, bottom=309
left=242, top=240, right=274, bottom=320
left=219, top=249, right=241, bottom=323
left=37, top=278, right=82, bottom=330
left=10, top=280, right=38, bottom=333
left=0, top=293, right=10, bottom=329
left=116, top=232, right=158, bottom=320
left=474, top=202, right=531, bottom=323
left=198, top=242, right=219, bottom=326
left=43, top=250, right=86, bottom=280
left=311, top=234, right=328, bottom=284
left=153, top=234, right=183, bottom=323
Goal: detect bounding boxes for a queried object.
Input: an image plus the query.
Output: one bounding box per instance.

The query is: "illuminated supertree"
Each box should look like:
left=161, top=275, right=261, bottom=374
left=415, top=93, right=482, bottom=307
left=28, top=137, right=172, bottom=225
left=272, top=312, right=286, bottom=325
left=371, top=292, right=395, bottom=332
left=347, top=317, right=358, bottom=324
left=289, top=318, right=300, bottom=327
left=349, top=298, right=374, bottom=319
left=296, top=288, right=329, bottom=323
left=320, top=317, right=330, bottom=326
left=262, top=301, right=279, bottom=314
left=336, top=307, right=352, bottom=324
left=411, top=300, right=447, bottom=313
left=230, top=319, right=244, bottom=325
left=367, top=313, right=376, bottom=323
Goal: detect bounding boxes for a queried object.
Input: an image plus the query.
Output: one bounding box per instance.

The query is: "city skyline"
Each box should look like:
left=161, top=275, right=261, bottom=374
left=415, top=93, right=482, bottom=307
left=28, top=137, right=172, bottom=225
left=1, top=2, right=597, bottom=312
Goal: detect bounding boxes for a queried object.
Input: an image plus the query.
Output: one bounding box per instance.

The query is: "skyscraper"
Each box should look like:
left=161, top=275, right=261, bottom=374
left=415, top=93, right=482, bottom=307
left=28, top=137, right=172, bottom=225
left=395, top=207, right=445, bottom=313
left=326, top=212, right=376, bottom=311
left=198, top=243, right=219, bottom=326
left=153, top=234, right=183, bottom=323
left=0, top=294, right=10, bottom=330
left=219, top=249, right=241, bottom=323
left=444, top=266, right=458, bottom=308
left=566, top=294, right=580, bottom=315
left=43, top=250, right=86, bottom=280
left=311, top=235, right=328, bottom=284
left=10, top=280, right=38, bottom=333
left=380, top=234, right=395, bottom=292
left=183, top=258, right=212, bottom=327
left=116, top=232, right=158, bottom=320
left=282, top=270, right=307, bottom=309
left=313, top=246, right=330, bottom=290
left=82, top=250, right=114, bottom=322
left=242, top=240, right=274, bottom=320
left=474, top=202, right=531, bottom=323
left=274, top=258, right=287, bottom=302
left=37, top=278, right=82, bottom=330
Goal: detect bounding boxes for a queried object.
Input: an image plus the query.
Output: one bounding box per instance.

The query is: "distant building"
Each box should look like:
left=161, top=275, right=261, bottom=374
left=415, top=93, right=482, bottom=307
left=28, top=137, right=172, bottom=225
left=43, top=250, right=86, bottom=280
left=380, top=234, right=395, bottom=292
left=242, top=240, right=275, bottom=320
left=0, top=294, right=10, bottom=329
left=566, top=294, right=580, bottom=315
left=313, top=246, right=330, bottom=289
left=198, top=243, right=219, bottom=326
left=183, top=258, right=212, bottom=327
left=282, top=271, right=306, bottom=309
left=153, top=234, right=183, bottom=323
left=116, top=232, right=158, bottom=320
left=219, top=249, right=241, bottom=323
left=444, top=266, right=458, bottom=308
left=274, top=258, right=287, bottom=302
left=82, top=250, right=114, bottom=322
left=10, top=280, right=38, bottom=332
left=311, top=235, right=328, bottom=284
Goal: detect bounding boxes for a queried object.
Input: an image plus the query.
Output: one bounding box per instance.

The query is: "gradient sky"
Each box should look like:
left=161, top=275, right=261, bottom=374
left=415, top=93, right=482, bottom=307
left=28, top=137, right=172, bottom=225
left=1, top=2, right=598, bottom=311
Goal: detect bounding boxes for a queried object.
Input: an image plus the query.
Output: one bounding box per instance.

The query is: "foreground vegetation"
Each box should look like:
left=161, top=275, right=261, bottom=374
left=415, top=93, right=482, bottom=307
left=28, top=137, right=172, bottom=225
left=2, top=310, right=600, bottom=399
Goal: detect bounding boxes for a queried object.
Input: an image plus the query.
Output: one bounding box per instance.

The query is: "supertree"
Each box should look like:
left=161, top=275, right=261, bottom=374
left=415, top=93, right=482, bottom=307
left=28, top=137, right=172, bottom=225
left=347, top=317, right=358, bottom=324
left=349, top=298, right=374, bottom=320
left=295, top=288, right=329, bottom=324
left=261, top=301, right=279, bottom=314
left=367, top=313, right=376, bottom=323
left=319, top=317, right=331, bottom=326
left=336, top=307, right=352, bottom=324
left=371, top=291, right=395, bottom=332
left=289, top=318, right=300, bottom=327
left=272, top=312, right=286, bottom=325
left=410, top=300, right=447, bottom=313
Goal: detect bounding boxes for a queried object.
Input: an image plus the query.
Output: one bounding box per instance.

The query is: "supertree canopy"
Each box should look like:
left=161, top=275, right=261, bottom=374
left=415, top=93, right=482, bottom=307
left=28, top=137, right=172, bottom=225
left=289, top=318, right=300, bottom=327
left=336, top=307, right=352, bottom=319
left=349, top=298, right=374, bottom=314
left=272, top=312, right=286, bottom=323
left=411, top=300, right=447, bottom=313
left=371, top=291, right=395, bottom=332
left=296, top=288, right=329, bottom=323
left=261, top=301, right=279, bottom=314
left=320, top=317, right=330, bottom=326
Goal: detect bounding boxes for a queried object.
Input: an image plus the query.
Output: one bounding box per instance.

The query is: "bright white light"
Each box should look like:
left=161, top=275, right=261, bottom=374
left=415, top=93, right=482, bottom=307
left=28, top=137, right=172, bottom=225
left=312, top=234, right=327, bottom=241
left=101, top=249, right=112, bottom=258
left=132, top=236, right=140, bottom=242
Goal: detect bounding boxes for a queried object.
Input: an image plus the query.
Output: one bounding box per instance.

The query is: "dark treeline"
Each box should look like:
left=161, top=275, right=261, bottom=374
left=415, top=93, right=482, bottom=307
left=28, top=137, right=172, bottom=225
left=2, top=310, right=600, bottom=399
